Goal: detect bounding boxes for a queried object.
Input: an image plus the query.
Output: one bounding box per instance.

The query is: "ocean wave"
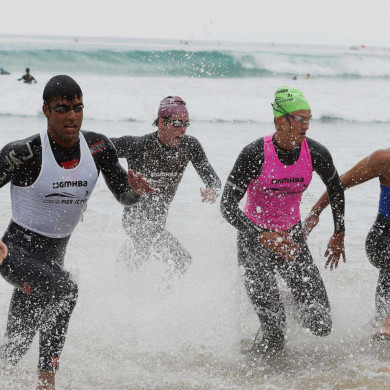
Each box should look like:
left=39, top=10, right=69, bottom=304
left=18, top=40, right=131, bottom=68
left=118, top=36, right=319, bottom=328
left=2, top=47, right=390, bottom=79
left=1, top=43, right=389, bottom=124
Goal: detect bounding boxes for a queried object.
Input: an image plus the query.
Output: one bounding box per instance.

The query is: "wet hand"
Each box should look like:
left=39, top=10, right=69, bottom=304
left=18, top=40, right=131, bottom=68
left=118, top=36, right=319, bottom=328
left=303, top=211, right=320, bottom=240
left=200, top=188, right=216, bottom=203
left=128, top=169, right=155, bottom=195
left=325, top=232, right=346, bottom=271
left=0, top=240, right=8, bottom=265
left=258, top=231, right=300, bottom=261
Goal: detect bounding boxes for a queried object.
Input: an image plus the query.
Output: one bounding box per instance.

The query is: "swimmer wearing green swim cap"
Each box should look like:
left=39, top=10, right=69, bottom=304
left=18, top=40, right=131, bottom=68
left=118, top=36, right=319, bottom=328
left=221, top=85, right=345, bottom=358
left=272, top=86, right=311, bottom=117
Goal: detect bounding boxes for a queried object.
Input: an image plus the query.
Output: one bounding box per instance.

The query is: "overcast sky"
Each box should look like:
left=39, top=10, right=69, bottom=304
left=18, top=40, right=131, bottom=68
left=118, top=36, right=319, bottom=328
left=1, top=0, right=389, bottom=47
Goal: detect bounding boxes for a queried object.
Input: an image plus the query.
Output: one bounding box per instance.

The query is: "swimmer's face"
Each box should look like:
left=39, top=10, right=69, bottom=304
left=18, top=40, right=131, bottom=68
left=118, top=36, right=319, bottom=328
left=43, top=95, right=83, bottom=147
left=157, top=112, right=190, bottom=147
left=275, top=109, right=311, bottom=147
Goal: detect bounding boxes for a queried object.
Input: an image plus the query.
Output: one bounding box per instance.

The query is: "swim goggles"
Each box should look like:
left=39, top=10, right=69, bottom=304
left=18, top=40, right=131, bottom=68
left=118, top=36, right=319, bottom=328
left=45, top=102, right=84, bottom=114
left=165, top=119, right=191, bottom=128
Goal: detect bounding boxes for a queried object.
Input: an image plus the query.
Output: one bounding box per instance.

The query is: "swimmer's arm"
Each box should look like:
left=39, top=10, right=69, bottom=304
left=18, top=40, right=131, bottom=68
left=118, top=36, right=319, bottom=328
left=0, top=135, right=40, bottom=189
left=0, top=144, right=14, bottom=188
left=308, top=139, right=345, bottom=232
left=221, top=184, right=265, bottom=236
left=0, top=240, right=8, bottom=264
left=311, top=149, right=389, bottom=217
left=110, top=136, right=133, bottom=159
left=189, top=136, right=221, bottom=197
left=101, top=150, right=142, bottom=205
left=87, top=132, right=142, bottom=205
left=307, top=139, right=346, bottom=267
left=220, top=139, right=265, bottom=235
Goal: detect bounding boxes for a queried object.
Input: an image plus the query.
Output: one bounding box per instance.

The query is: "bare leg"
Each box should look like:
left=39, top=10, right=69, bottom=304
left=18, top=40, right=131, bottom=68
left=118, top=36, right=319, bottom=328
left=37, top=370, right=55, bottom=390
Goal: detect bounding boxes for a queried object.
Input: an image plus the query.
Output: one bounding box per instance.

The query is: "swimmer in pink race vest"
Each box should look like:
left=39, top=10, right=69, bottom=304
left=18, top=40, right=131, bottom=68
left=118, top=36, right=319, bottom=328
left=221, top=86, right=346, bottom=358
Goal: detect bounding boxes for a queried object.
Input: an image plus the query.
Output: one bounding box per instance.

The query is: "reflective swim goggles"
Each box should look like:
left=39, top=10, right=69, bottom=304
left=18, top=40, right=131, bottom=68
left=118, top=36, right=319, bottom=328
left=165, top=119, right=191, bottom=128
left=289, top=114, right=312, bottom=124
left=45, top=102, right=84, bottom=114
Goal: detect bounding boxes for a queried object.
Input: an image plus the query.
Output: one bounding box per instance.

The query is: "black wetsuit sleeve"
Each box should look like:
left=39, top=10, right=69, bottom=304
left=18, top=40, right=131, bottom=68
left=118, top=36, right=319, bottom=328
left=110, top=136, right=137, bottom=159
left=307, top=138, right=345, bottom=233
left=189, top=136, right=221, bottom=195
left=220, top=139, right=266, bottom=236
left=84, top=132, right=140, bottom=205
left=0, top=135, right=42, bottom=188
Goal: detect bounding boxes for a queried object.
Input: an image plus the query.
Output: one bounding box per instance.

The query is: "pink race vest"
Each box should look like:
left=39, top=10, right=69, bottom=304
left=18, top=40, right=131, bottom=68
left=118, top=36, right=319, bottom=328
left=244, top=134, right=312, bottom=231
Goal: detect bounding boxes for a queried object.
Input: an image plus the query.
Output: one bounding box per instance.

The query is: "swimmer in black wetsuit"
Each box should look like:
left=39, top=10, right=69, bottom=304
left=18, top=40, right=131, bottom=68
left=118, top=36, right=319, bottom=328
left=111, top=96, right=221, bottom=276
left=0, top=75, right=153, bottom=390
left=18, top=67, right=37, bottom=84
left=221, top=86, right=345, bottom=357
left=305, top=147, right=390, bottom=340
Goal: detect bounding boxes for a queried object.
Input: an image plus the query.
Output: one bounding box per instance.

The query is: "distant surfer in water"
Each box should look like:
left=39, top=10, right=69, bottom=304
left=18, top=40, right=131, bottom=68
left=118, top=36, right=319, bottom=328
left=0, top=75, right=153, bottom=390
left=18, top=67, right=37, bottom=84
left=221, top=86, right=345, bottom=357
left=304, top=148, right=390, bottom=340
left=0, top=66, right=10, bottom=75
left=111, top=96, right=221, bottom=276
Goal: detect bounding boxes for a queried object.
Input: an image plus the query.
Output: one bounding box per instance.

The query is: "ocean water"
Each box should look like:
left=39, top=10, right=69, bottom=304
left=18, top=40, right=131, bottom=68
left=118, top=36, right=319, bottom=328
left=1, top=35, right=390, bottom=389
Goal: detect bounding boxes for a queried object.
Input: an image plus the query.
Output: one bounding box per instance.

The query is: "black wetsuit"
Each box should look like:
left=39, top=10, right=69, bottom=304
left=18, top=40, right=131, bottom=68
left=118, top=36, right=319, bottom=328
left=18, top=74, right=36, bottom=84
left=111, top=131, right=221, bottom=274
left=0, top=131, right=139, bottom=371
left=366, top=183, right=390, bottom=322
left=221, top=135, right=345, bottom=353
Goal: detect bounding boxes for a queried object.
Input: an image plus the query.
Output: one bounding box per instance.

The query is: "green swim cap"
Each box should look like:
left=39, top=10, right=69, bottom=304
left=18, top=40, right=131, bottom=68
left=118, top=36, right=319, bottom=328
left=272, top=86, right=311, bottom=117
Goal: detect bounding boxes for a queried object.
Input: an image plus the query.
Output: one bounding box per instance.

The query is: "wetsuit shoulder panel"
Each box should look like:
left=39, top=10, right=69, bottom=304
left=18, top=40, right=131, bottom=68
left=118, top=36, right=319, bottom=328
left=110, top=135, right=144, bottom=159
left=306, top=137, right=334, bottom=176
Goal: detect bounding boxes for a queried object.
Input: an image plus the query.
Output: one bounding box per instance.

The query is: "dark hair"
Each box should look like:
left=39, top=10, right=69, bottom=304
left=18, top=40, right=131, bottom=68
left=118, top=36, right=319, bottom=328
left=153, top=116, right=171, bottom=127
left=26, top=68, right=30, bottom=73
left=43, top=75, right=82, bottom=105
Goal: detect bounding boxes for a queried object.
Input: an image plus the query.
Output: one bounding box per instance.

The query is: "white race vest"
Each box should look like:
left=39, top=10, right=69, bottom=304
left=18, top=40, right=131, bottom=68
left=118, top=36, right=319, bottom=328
left=11, top=131, right=98, bottom=238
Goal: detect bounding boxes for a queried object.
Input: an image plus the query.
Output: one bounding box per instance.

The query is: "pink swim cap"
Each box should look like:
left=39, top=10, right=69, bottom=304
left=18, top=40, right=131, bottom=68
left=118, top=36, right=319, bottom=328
left=158, top=96, right=188, bottom=117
